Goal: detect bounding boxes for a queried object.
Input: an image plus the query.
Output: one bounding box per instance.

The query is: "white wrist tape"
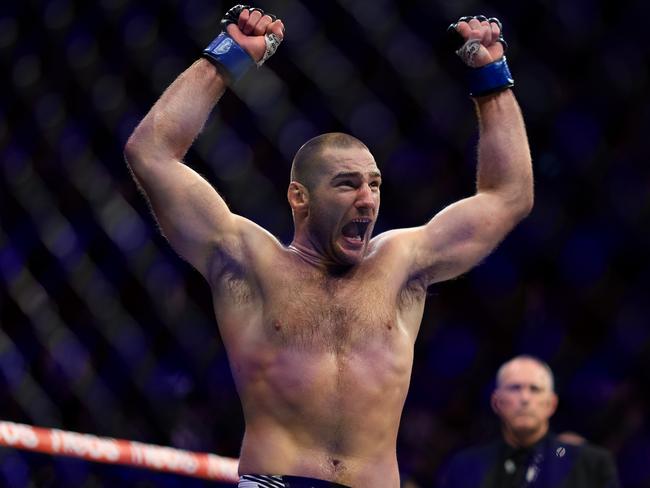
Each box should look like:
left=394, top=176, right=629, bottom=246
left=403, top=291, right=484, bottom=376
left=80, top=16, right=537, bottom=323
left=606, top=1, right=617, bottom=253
left=258, top=33, right=283, bottom=67
left=455, top=38, right=483, bottom=68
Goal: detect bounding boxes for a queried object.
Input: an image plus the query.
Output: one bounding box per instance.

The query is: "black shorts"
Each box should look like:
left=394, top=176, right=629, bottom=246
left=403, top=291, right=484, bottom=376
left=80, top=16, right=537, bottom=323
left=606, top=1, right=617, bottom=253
left=239, top=474, right=351, bottom=488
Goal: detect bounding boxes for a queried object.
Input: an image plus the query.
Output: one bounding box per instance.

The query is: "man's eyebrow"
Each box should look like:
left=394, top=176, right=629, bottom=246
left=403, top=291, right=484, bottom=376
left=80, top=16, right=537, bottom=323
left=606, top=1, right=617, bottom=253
left=332, top=171, right=361, bottom=179
left=503, top=382, right=545, bottom=389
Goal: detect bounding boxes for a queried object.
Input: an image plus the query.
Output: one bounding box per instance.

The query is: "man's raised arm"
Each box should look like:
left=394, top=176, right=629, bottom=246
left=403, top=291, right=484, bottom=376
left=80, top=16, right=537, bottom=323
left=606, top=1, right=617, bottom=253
left=123, top=6, right=284, bottom=278
left=401, top=16, right=533, bottom=285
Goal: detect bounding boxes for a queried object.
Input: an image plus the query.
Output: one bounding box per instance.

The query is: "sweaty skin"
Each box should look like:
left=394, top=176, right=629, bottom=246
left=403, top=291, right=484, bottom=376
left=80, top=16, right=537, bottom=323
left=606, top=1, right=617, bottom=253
left=124, top=11, right=532, bottom=488
left=210, top=148, right=428, bottom=487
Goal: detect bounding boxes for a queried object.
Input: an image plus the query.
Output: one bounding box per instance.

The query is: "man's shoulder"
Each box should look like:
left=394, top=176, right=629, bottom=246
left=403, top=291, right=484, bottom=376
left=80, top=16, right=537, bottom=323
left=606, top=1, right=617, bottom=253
left=219, top=216, right=289, bottom=264
left=544, top=435, right=620, bottom=487
left=550, top=436, right=617, bottom=471
left=366, top=227, right=422, bottom=271
left=548, top=434, right=614, bottom=459
left=449, top=439, right=503, bottom=469
left=454, top=439, right=503, bottom=459
left=209, top=216, right=289, bottom=289
left=440, top=440, right=502, bottom=488
left=370, top=227, right=420, bottom=248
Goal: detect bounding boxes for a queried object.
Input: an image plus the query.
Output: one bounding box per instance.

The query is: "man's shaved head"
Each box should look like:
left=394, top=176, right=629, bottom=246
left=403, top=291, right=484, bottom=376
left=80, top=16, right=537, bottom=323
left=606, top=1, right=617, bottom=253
left=290, top=132, right=370, bottom=190
left=496, top=355, right=555, bottom=392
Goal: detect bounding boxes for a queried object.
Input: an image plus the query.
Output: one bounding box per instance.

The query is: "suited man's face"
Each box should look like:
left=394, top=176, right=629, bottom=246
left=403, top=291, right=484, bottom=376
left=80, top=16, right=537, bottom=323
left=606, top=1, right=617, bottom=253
left=491, top=359, right=558, bottom=444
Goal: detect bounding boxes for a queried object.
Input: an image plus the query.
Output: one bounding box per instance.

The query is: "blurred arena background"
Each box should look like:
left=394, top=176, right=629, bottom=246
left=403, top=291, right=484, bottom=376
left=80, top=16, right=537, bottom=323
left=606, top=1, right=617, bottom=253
left=1, top=0, right=649, bottom=486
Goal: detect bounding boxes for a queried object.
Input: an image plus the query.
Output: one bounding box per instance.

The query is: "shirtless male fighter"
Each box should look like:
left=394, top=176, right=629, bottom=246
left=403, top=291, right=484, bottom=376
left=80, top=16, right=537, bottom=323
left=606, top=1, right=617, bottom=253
left=124, top=5, right=533, bottom=488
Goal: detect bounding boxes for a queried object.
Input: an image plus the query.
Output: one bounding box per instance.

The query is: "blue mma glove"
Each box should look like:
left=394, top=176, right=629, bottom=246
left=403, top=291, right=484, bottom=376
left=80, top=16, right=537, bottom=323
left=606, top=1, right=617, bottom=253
left=447, top=16, right=514, bottom=97
left=203, top=5, right=282, bottom=83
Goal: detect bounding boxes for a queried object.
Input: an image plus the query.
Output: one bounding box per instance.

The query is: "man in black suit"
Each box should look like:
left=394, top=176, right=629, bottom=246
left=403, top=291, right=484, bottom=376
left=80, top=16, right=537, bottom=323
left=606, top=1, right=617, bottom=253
left=441, top=355, right=620, bottom=488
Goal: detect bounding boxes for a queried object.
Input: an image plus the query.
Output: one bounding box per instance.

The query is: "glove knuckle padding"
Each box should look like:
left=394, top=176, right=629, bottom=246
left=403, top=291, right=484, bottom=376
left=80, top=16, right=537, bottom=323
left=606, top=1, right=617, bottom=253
left=220, top=4, right=276, bottom=30
left=446, top=15, right=514, bottom=97
left=488, top=17, right=502, bottom=30
left=220, top=4, right=249, bottom=30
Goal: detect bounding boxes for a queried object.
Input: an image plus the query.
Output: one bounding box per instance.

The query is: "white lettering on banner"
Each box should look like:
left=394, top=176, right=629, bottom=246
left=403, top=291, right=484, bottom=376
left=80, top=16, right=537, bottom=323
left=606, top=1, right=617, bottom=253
left=131, top=442, right=143, bottom=464
left=0, top=421, right=238, bottom=482
left=50, top=430, right=119, bottom=461
left=0, top=422, right=39, bottom=449
left=130, top=442, right=198, bottom=474
left=207, top=454, right=237, bottom=477
left=207, top=454, right=223, bottom=477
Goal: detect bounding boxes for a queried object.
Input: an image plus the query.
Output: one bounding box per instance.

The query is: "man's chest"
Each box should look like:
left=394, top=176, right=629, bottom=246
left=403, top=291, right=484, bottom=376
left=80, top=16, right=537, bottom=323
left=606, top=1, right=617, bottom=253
left=212, top=250, right=427, bottom=351
left=261, top=269, right=410, bottom=353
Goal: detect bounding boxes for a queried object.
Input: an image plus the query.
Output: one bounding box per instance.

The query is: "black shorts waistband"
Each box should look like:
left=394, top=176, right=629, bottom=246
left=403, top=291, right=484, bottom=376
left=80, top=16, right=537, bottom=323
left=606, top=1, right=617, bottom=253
left=239, top=474, right=351, bottom=488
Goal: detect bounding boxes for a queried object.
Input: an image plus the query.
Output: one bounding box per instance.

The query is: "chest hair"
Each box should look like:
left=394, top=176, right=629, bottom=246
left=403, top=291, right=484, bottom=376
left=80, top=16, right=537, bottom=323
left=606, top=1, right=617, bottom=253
left=266, top=271, right=397, bottom=353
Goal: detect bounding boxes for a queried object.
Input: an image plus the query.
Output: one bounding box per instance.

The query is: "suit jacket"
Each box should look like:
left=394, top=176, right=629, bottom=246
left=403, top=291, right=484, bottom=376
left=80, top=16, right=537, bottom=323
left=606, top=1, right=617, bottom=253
left=440, top=433, right=620, bottom=488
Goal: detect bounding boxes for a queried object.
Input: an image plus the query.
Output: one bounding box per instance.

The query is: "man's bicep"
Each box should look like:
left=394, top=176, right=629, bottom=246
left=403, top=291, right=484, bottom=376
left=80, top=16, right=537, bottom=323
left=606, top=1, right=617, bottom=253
left=412, top=192, right=519, bottom=284
left=131, top=158, right=238, bottom=277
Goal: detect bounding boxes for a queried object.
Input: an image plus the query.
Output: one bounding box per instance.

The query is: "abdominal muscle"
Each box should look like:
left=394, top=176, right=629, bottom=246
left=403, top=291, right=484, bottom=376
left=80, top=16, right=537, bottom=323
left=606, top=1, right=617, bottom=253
left=230, top=322, right=414, bottom=488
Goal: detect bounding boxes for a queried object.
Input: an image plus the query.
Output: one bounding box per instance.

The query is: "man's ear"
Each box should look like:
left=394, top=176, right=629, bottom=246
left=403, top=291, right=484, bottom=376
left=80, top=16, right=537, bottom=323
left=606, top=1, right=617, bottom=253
left=288, top=181, right=309, bottom=210
left=491, top=390, right=501, bottom=415
left=547, top=392, right=559, bottom=417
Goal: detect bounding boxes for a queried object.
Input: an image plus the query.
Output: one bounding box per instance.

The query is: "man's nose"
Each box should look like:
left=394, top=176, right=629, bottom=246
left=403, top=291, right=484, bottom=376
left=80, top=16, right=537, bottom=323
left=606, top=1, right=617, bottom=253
left=355, top=184, right=376, bottom=209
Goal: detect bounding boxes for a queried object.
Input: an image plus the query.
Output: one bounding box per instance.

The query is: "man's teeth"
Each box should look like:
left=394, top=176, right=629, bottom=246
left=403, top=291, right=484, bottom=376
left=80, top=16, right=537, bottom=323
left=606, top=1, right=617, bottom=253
left=342, top=219, right=370, bottom=242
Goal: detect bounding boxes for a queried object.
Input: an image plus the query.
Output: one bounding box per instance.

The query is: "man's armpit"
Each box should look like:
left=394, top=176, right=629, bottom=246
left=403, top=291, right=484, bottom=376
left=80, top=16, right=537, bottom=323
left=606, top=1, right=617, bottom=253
left=210, top=247, right=257, bottom=306
left=398, top=275, right=427, bottom=309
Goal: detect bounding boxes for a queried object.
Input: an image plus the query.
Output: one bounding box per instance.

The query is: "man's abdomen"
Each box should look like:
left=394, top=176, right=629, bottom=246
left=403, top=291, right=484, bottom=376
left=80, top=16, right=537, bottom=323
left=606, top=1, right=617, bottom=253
left=234, top=331, right=413, bottom=487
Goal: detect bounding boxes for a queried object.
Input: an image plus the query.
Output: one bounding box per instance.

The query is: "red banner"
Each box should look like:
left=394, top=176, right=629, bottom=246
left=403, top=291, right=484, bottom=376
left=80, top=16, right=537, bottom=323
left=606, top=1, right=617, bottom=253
left=0, top=420, right=239, bottom=483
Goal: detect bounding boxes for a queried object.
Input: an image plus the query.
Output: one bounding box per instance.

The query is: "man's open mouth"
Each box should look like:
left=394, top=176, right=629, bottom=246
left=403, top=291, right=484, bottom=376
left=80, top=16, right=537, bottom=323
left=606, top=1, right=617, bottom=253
left=341, top=218, right=371, bottom=243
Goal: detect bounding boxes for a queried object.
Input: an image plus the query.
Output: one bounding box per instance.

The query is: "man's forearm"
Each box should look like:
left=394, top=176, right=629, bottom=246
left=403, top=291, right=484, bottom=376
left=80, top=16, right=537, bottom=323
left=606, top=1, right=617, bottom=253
left=474, top=89, right=534, bottom=214
left=125, top=59, right=227, bottom=164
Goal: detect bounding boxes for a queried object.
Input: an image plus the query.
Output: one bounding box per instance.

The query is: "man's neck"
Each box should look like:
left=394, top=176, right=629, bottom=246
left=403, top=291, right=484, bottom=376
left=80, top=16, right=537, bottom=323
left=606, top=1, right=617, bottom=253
left=502, top=426, right=548, bottom=449
left=288, top=242, right=328, bottom=268
left=288, top=241, right=356, bottom=276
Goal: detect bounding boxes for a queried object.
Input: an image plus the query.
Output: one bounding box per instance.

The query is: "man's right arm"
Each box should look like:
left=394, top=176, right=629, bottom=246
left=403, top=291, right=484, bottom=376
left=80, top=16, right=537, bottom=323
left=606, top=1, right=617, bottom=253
left=123, top=9, right=284, bottom=279
left=124, top=59, right=232, bottom=278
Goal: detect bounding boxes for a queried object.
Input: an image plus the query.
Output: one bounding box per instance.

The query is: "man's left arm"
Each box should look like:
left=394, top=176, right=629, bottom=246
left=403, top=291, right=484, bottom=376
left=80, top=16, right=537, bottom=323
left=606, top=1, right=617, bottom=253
left=400, top=17, right=533, bottom=285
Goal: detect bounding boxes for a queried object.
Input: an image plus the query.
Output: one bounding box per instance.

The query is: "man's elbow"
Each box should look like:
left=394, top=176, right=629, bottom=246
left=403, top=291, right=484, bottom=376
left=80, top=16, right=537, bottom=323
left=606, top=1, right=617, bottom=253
left=485, top=182, right=534, bottom=224
left=123, top=126, right=151, bottom=174
left=505, top=169, right=534, bottom=222
left=123, top=126, right=141, bottom=161
left=513, top=187, right=534, bottom=222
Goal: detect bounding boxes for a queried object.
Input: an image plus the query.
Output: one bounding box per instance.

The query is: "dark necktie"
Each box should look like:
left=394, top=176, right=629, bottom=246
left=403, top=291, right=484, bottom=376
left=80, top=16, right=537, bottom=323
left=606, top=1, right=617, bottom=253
left=503, top=448, right=531, bottom=488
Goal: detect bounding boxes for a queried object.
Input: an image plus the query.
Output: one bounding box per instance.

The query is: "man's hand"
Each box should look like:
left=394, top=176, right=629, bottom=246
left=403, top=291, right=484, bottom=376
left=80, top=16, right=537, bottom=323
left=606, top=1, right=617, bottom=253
left=451, top=16, right=505, bottom=68
left=223, top=6, right=285, bottom=64
left=202, top=5, right=285, bottom=82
